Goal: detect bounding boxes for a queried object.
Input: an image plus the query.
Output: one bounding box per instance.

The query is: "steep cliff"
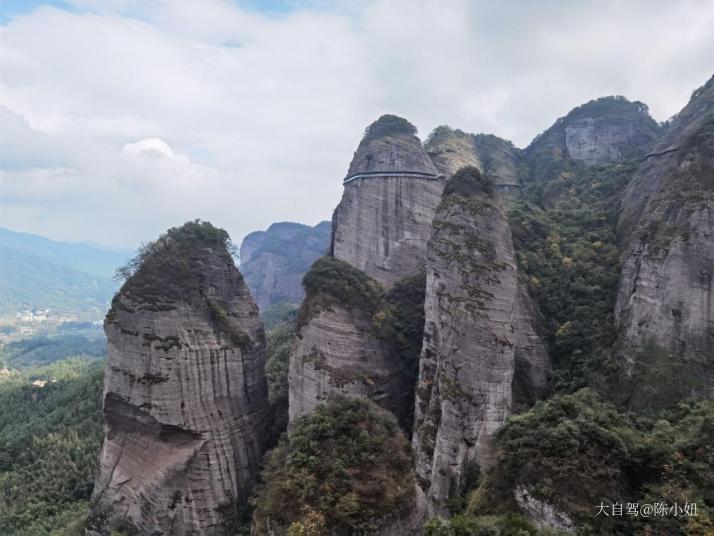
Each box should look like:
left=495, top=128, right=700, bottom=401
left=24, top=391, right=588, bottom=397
left=331, top=115, right=443, bottom=288
left=239, top=221, right=331, bottom=310
left=472, top=133, right=522, bottom=195
left=526, top=96, right=661, bottom=184
left=425, top=127, right=522, bottom=196
left=615, top=76, right=714, bottom=394
left=424, top=126, right=483, bottom=178
left=287, top=256, right=417, bottom=427
left=87, top=221, right=270, bottom=536
left=412, top=168, right=549, bottom=515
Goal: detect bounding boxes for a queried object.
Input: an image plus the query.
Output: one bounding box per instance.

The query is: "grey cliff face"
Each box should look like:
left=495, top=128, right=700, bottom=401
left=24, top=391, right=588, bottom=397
left=511, top=281, right=551, bottom=411
left=345, top=116, right=439, bottom=178
left=425, top=127, right=483, bottom=178
left=472, top=133, right=522, bottom=194
left=425, top=127, right=522, bottom=197
left=87, top=226, right=270, bottom=536
left=240, top=221, right=331, bottom=310
left=332, top=116, right=444, bottom=288
left=526, top=96, right=661, bottom=180
left=287, top=305, right=412, bottom=424
left=615, top=77, right=714, bottom=392
left=514, top=487, right=575, bottom=534
left=412, top=169, right=549, bottom=515
left=287, top=257, right=413, bottom=427
left=564, top=117, right=646, bottom=164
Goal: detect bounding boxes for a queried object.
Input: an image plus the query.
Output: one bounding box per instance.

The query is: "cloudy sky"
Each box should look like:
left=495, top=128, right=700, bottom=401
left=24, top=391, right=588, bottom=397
left=1, top=0, right=712, bottom=249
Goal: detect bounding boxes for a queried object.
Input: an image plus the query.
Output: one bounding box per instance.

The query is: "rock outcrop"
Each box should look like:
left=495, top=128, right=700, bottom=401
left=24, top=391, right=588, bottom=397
left=425, top=127, right=522, bottom=197
left=526, top=96, right=661, bottom=181
left=472, top=133, right=522, bottom=195
left=424, top=126, right=483, bottom=178
left=412, top=168, right=549, bottom=515
left=287, top=256, right=414, bottom=426
left=615, top=76, right=714, bottom=393
left=331, top=115, right=443, bottom=288
left=514, top=486, right=575, bottom=534
left=87, top=221, right=270, bottom=536
left=239, top=221, right=331, bottom=310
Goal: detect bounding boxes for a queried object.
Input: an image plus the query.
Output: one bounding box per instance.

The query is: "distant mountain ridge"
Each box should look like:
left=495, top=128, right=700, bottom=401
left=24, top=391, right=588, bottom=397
left=0, top=227, right=129, bottom=316
left=0, top=227, right=130, bottom=278
left=239, top=221, right=331, bottom=309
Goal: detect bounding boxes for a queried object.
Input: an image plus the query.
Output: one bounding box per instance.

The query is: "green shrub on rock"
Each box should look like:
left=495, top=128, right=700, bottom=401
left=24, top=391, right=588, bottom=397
left=251, top=397, right=416, bottom=535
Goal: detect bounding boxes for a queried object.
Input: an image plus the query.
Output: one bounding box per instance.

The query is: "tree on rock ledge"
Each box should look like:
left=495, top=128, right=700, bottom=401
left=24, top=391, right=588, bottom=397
left=252, top=397, right=418, bottom=535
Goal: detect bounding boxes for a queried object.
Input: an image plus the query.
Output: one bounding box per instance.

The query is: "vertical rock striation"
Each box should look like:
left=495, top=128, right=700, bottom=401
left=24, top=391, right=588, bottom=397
left=287, top=256, right=414, bottom=426
left=472, top=133, right=523, bottom=196
left=331, top=115, right=443, bottom=288
left=615, top=76, right=714, bottom=393
left=412, top=168, right=549, bottom=515
left=288, top=115, right=439, bottom=434
left=87, top=221, right=270, bottom=536
left=424, top=126, right=483, bottom=178
left=425, top=126, right=523, bottom=197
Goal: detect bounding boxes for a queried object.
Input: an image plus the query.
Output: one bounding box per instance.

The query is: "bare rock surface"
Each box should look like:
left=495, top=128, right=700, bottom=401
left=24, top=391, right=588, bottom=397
left=564, top=118, right=646, bottom=164
left=287, top=257, right=413, bottom=426
left=345, top=115, right=439, bottom=178
left=425, top=126, right=483, bottom=177
left=411, top=168, right=549, bottom=515
left=526, top=96, right=661, bottom=182
left=472, top=133, right=522, bottom=192
left=615, top=76, right=714, bottom=391
left=87, top=222, right=270, bottom=536
left=425, top=127, right=522, bottom=196
left=515, top=486, right=575, bottom=534
left=332, top=116, right=443, bottom=288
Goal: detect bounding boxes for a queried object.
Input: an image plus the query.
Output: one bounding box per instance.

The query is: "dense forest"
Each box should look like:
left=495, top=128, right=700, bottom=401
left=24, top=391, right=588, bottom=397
left=0, top=358, right=103, bottom=536
left=0, top=303, right=299, bottom=536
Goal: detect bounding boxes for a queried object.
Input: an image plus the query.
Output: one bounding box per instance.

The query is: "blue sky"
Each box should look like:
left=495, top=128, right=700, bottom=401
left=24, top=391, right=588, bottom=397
left=1, top=0, right=712, bottom=248
left=0, top=0, right=69, bottom=22
left=0, top=0, right=305, bottom=22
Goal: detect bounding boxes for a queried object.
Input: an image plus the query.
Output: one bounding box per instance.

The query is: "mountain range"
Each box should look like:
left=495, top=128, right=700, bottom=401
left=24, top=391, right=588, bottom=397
left=0, top=227, right=130, bottom=316
left=3, top=74, right=713, bottom=536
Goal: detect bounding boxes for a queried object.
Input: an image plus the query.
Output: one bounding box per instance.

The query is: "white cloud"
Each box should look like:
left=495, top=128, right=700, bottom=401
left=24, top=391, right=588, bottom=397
left=0, top=0, right=712, bottom=248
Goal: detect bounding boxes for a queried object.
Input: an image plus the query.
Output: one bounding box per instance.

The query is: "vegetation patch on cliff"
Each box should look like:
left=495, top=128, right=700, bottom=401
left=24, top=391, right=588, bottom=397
left=372, top=271, right=426, bottom=426
left=508, top=160, right=636, bottom=392
left=424, top=512, right=565, bottom=536
left=363, top=114, right=417, bottom=140
left=114, top=220, right=237, bottom=310
left=264, top=305, right=298, bottom=446
left=443, top=166, right=495, bottom=199
left=252, top=397, right=416, bottom=535
left=297, top=256, right=383, bottom=329
left=468, top=389, right=714, bottom=535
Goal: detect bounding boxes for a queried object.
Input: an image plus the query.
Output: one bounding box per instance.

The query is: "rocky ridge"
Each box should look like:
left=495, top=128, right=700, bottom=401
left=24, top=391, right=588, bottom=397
left=425, top=127, right=522, bottom=197
left=412, top=168, right=549, bottom=515
left=239, top=221, right=331, bottom=310
left=331, top=115, right=444, bottom=288
left=287, top=256, right=415, bottom=427
left=615, top=76, right=714, bottom=392
left=87, top=222, right=270, bottom=536
left=87, top=78, right=714, bottom=536
left=526, top=96, right=661, bottom=183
